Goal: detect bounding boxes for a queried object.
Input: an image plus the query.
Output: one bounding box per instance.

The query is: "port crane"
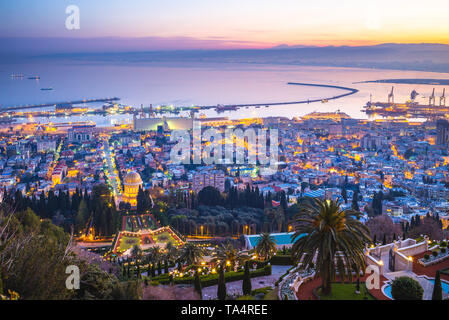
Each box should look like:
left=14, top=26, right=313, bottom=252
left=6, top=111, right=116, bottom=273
left=440, top=89, right=446, bottom=107
left=410, top=90, right=419, bottom=101
left=429, top=88, right=436, bottom=106
left=388, top=86, right=394, bottom=104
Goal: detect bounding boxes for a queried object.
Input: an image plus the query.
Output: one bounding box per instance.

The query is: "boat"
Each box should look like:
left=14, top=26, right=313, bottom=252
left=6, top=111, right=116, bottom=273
left=40, top=87, right=54, bottom=91
left=28, top=76, right=40, bottom=80
left=321, top=99, right=329, bottom=103
left=215, top=104, right=238, bottom=112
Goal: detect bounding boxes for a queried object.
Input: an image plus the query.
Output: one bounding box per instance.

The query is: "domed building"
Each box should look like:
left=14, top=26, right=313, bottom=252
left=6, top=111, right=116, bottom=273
left=122, top=171, right=143, bottom=207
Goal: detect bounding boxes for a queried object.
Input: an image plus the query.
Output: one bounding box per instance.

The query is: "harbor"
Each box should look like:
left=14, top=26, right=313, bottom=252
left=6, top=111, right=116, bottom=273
left=364, top=87, right=448, bottom=119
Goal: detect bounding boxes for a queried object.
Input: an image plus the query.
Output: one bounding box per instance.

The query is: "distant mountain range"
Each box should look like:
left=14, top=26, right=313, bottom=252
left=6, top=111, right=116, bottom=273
left=1, top=37, right=449, bottom=73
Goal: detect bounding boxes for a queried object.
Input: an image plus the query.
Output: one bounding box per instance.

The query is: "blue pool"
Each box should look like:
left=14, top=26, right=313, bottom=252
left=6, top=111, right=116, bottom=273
left=383, top=278, right=449, bottom=299
left=245, top=232, right=306, bottom=249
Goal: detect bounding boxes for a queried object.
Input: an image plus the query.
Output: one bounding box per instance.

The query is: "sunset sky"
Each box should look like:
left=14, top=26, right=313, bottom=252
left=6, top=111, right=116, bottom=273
left=1, top=0, right=449, bottom=49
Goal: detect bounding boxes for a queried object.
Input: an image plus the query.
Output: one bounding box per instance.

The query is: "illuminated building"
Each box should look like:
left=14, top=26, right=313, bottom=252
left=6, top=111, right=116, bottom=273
left=192, top=170, right=225, bottom=193
left=67, top=125, right=95, bottom=143
left=133, top=115, right=193, bottom=131
left=301, top=111, right=351, bottom=121
left=436, top=119, right=449, bottom=145
left=122, top=171, right=143, bottom=207
left=361, top=134, right=385, bottom=150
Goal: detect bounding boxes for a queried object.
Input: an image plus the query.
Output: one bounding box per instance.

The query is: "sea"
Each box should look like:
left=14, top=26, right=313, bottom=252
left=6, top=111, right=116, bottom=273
left=2, top=58, right=449, bottom=126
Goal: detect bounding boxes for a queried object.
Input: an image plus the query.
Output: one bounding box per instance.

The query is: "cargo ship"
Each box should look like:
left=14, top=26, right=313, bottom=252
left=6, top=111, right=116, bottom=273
left=40, top=87, right=54, bottom=91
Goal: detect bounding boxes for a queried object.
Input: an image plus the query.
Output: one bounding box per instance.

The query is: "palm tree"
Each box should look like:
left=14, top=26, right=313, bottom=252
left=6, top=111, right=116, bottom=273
left=131, top=244, right=142, bottom=258
left=291, top=198, right=371, bottom=295
left=212, top=241, right=249, bottom=269
left=163, top=242, right=178, bottom=271
left=179, top=242, right=205, bottom=266
left=147, top=245, right=162, bottom=266
left=255, top=233, right=277, bottom=261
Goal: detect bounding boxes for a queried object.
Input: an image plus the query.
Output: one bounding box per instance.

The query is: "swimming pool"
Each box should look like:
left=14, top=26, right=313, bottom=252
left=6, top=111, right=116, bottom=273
left=245, top=232, right=306, bottom=249
left=383, top=278, right=449, bottom=299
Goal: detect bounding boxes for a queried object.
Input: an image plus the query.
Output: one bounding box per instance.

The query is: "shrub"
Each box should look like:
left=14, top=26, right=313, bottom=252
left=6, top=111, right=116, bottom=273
left=251, top=286, right=272, bottom=295
left=441, top=248, right=447, bottom=254
left=150, top=280, right=160, bottom=286
left=270, top=255, right=293, bottom=265
left=424, top=254, right=430, bottom=260
left=242, top=261, right=252, bottom=296
left=440, top=241, right=447, bottom=248
left=391, top=277, right=423, bottom=300
left=217, top=268, right=226, bottom=300
left=149, top=265, right=272, bottom=288
left=236, top=295, right=254, bottom=300
left=194, top=271, right=202, bottom=298
left=432, top=251, right=439, bottom=257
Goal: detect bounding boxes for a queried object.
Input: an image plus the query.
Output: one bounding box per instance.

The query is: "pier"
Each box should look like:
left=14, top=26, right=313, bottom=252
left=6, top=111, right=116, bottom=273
left=0, top=97, right=120, bottom=111
left=198, top=82, right=358, bottom=108
left=149, top=82, right=359, bottom=114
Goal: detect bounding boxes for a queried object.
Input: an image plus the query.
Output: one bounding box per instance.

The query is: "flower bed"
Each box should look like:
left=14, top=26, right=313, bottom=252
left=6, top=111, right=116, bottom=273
left=418, top=250, right=449, bottom=267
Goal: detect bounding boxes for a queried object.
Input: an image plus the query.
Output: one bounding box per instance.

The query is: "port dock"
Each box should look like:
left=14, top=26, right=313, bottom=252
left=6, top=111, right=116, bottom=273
left=363, top=87, right=448, bottom=119
left=0, top=97, right=120, bottom=111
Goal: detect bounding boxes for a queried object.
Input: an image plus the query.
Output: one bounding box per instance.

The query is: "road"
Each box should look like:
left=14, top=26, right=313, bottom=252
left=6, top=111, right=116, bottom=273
left=102, top=138, right=122, bottom=201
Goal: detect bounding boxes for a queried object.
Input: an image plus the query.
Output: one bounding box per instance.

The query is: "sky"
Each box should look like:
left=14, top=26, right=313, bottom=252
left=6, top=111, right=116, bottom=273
left=1, top=0, right=449, bottom=50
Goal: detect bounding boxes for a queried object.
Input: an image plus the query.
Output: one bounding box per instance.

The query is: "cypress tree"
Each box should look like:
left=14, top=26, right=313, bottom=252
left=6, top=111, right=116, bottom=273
left=352, top=190, right=359, bottom=211
left=341, top=187, right=347, bottom=203
left=164, top=260, right=169, bottom=274
left=382, top=234, right=387, bottom=245
left=194, top=271, right=202, bottom=299
left=242, top=261, right=252, bottom=295
left=432, top=271, right=442, bottom=300
left=217, top=268, right=227, bottom=300
left=151, top=265, right=156, bottom=277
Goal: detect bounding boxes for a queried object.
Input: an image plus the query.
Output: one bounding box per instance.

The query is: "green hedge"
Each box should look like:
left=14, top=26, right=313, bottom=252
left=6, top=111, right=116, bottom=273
left=148, top=265, right=272, bottom=287
left=270, top=255, right=293, bottom=265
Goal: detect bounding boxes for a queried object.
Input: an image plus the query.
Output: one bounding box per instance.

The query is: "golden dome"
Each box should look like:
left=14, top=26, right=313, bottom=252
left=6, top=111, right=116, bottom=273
left=124, top=171, right=143, bottom=186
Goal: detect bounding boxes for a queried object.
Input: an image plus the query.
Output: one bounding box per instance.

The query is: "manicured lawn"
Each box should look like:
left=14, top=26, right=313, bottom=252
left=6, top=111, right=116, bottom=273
left=118, top=236, right=140, bottom=251
left=153, top=231, right=177, bottom=244
left=263, top=288, right=279, bottom=300
left=317, top=283, right=375, bottom=300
